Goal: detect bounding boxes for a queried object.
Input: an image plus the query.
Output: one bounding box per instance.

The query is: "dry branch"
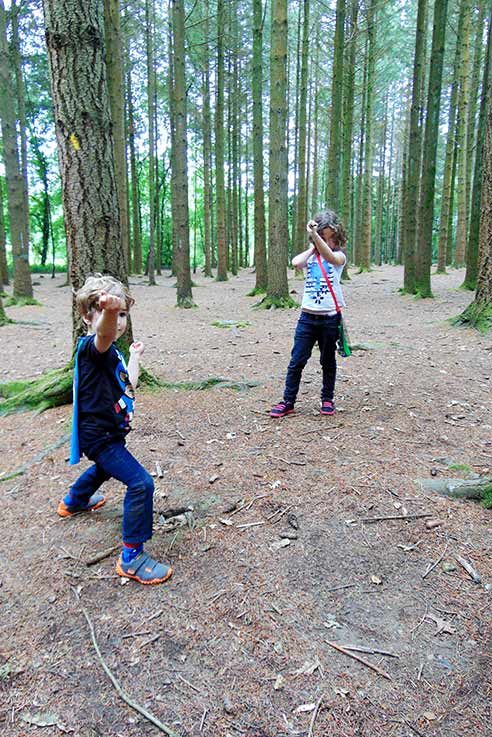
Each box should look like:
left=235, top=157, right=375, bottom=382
left=82, top=608, right=183, bottom=737
left=325, top=640, right=392, bottom=680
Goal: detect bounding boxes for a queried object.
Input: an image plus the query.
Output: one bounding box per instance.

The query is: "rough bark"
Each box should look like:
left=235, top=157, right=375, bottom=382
left=294, top=0, right=310, bottom=259
left=326, top=0, right=345, bottom=213
left=454, top=0, right=472, bottom=267
left=360, top=0, right=377, bottom=271
left=251, top=0, right=267, bottom=292
left=0, top=0, right=32, bottom=298
left=0, top=177, right=8, bottom=286
left=341, top=0, right=358, bottom=231
left=415, top=0, right=449, bottom=298
left=11, top=1, right=30, bottom=258
left=215, top=0, right=228, bottom=281
left=145, top=0, right=156, bottom=284
left=42, top=0, right=130, bottom=343
left=265, top=0, right=290, bottom=304
left=170, top=0, right=194, bottom=307
left=104, top=0, right=130, bottom=272
left=201, top=0, right=213, bottom=278
left=403, top=0, right=427, bottom=293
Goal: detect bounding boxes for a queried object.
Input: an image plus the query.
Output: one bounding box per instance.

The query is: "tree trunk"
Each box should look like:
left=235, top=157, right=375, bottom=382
left=0, top=177, right=8, bottom=285
left=437, top=6, right=464, bottom=273
left=170, top=0, right=193, bottom=307
left=202, top=0, right=213, bottom=278
left=104, top=0, right=130, bottom=272
left=294, top=0, right=310, bottom=258
left=403, top=0, right=428, bottom=293
left=463, top=7, right=492, bottom=293
left=145, top=0, right=156, bottom=285
left=251, top=0, right=267, bottom=292
left=215, top=0, right=228, bottom=281
left=11, top=1, right=30, bottom=259
left=42, top=0, right=130, bottom=344
left=0, top=0, right=32, bottom=299
left=326, top=0, right=345, bottom=213
left=360, top=0, right=377, bottom=271
left=415, top=0, right=449, bottom=298
left=342, top=0, right=358, bottom=231
left=126, top=37, right=141, bottom=273
left=454, top=0, right=472, bottom=267
left=266, top=0, right=289, bottom=304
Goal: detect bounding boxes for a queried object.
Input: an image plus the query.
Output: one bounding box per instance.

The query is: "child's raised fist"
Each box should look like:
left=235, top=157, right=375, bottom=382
left=98, top=291, right=126, bottom=312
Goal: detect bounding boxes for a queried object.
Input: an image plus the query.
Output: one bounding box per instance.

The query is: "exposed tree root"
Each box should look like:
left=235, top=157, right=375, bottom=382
left=0, top=366, right=73, bottom=416
left=0, top=432, right=70, bottom=483
left=453, top=301, right=492, bottom=334
left=418, top=477, right=492, bottom=509
left=253, top=295, right=299, bottom=310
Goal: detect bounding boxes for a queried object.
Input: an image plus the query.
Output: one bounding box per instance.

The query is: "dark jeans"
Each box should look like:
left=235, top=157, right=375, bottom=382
left=284, top=311, right=339, bottom=404
left=69, top=441, right=154, bottom=544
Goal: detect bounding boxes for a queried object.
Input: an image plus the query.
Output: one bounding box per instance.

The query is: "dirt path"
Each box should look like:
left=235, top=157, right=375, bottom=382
left=1, top=265, right=492, bottom=737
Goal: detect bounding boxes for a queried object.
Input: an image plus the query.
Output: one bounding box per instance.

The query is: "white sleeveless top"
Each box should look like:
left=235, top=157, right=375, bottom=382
left=301, top=253, right=346, bottom=313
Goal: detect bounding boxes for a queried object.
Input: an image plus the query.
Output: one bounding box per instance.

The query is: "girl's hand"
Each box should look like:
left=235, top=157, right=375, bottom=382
left=99, top=291, right=126, bottom=312
left=130, top=341, right=145, bottom=357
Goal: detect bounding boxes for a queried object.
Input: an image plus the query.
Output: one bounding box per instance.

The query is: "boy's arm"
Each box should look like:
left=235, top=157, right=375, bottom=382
left=94, top=292, right=126, bottom=354
left=307, top=223, right=346, bottom=267
left=292, top=244, right=316, bottom=269
left=128, top=341, right=144, bottom=389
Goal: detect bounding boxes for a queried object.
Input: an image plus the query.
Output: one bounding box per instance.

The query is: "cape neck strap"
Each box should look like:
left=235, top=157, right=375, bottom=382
left=315, top=251, right=341, bottom=313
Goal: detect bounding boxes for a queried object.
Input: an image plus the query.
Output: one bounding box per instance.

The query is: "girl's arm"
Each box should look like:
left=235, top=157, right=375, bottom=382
left=292, top=244, right=316, bottom=269
left=128, top=341, right=145, bottom=389
left=307, top=223, right=346, bottom=267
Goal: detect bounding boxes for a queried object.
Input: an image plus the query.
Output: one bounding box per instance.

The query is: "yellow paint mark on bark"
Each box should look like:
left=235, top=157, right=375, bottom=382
left=70, top=134, right=80, bottom=151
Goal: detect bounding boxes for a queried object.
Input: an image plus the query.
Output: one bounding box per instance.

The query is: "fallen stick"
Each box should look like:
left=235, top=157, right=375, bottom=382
left=307, top=694, right=323, bottom=737
left=236, top=521, right=265, bottom=530
left=455, top=554, right=482, bottom=583
left=343, top=644, right=399, bottom=659
left=269, top=455, right=307, bottom=466
left=267, top=505, right=294, bottom=522
left=361, top=513, right=433, bottom=524
left=85, top=545, right=121, bottom=567
left=325, top=640, right=392, bottom=681
left=326, top=583, right=357, bottom=593
left=199, top=708, right=208, bottom=733
left=422, top=541, right=449, bottom=579
left=177, top=674, right=202, bottom=694
left=82, top=608, right=183, bottom=737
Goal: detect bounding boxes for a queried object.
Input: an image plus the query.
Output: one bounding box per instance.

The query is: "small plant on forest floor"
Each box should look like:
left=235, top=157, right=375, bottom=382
left=481, top=486, right=492, bottom=510
left=448, top=463, right=473, bottom=475
left=211, top=320, right=251, bottom=329
left=4, top=296, right=42, bottom=308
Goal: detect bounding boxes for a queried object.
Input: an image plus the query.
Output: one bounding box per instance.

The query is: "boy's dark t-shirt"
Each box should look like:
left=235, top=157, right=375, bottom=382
left=77, top=335, right=135, bottom=458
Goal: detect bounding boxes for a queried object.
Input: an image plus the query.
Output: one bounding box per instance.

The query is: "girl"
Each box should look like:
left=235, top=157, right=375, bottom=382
left=270, top=209, right=347, bottom=417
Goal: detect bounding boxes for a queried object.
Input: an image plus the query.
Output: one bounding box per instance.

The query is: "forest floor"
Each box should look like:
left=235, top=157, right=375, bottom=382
left=1, top=264, right=492, bottom=737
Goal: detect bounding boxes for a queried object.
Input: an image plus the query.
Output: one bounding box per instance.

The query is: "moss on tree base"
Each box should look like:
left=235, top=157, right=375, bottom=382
left=0, top=366, right=73, bottom=416
left=452, top=301, right=492, bottom=334
left=246, top=286, right=266, bottom=297
left=4, top=296, right=42, bottom=308
left=253, top=295, right=299, bottom=310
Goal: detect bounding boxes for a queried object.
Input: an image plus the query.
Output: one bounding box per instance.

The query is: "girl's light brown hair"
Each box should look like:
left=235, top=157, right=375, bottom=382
left=75, top=274, right=135, bottom=317
left=314, top=209, right=347, bottom=250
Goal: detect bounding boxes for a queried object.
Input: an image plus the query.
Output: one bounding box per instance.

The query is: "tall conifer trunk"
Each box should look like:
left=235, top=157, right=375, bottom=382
left=251, top=0, right=267, bottom=292
left=0, top=0, right=32, bottom=298
left=294, top=0, right=309, bottom=258
left=326, top=0, right=345, bottom=212
left=454, top=0, right=472, bottom=266
left=42, top=0, right=129, bottom=343
left=360, top=0, right=377, bottom=271
left=215, top=0, right=228, bottom=281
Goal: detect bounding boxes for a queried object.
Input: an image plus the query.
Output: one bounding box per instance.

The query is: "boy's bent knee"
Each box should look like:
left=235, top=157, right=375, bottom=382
left=129, top=470, right=154, bottom=497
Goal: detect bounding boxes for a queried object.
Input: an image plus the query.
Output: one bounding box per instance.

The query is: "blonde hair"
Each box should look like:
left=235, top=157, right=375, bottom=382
left=75, top=274, right=134, bottom=317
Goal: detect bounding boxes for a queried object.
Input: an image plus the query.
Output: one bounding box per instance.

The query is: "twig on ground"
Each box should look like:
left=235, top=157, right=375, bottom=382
left=362, top=513, right=433, bottom=523
left=155, top=461, right=164, bottom=478
left=269, top=455, right=307, bottom=466
left=326, top=583, right=357, bottom=593
left=343, top=644, right=399, bottom=658
left=267, top=505, right=294, bottom=522
left=177, top=674, right=202, bottom=693
left=166, top=532, right=179, bottom=555
left=139, top=634, right=160, bottom=650
left=325, top=640, right=392, bottom=680
left=236, top=521, right=265, bottom=530
left=85, top=544, right=120, bottom=567
left=121, top=629, right=152, bottom=640
left=410, top=603, right=429, bottom=636
left=208, top=589, right=228, bottom=605
left=307, top=694, right=324, bottom=737
left=147, top=609, right=164, bottom=622
left=199, top=708, right=208, bottom=732
left=82, top=608, right=182, bottom=737
left=422, top=541, right=449, bottom=579
left=175, top=428, right=185, bottom=440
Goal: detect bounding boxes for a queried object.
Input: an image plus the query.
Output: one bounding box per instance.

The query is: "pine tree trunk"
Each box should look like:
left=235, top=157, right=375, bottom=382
left=463, top=6, right=491, bottom=291
left=415, top=0, right=449, bottom=297
left=215, top=0, right=228, bottom=281
left=104, top=0, right=130, bottom=272
left=11, top=1, right=30, bottom=259
left=294, top=0, right=310, bottom=258
left=252, top=0, right=267, bottom=291
left=326, top=0, right=345, bottom=212
left=436, top=7, right=464, bottom=273
left=342, top=0, right=358, bottom=231
left=403, top=0, right=428, bottom=293
left=0, top=0, right=32, bottom=298
left=202, top=0, right=213, bottom=278
left=0, top=177, right=8, bottom=286
left=126, top=47, right=141, bottom=273
left=145, top=0, right=156, bottom=284
left=42, top=0, right=130, bottom=343
left=290, top=4, right=302, bottom=259
left=231, top=7, right=239, bottom=277
left=374, top=98, right=387, bottom=266
left=360, top=0, right=377, bottom=271
left=267, top=0, right=289, bottom=303
left=310, top=32, right=320, bottom=213
left=465, top=1, right=486, bottom=228
left=454, top=0, right=472, bottom=266
left=170, top=0, right=193, bottom=307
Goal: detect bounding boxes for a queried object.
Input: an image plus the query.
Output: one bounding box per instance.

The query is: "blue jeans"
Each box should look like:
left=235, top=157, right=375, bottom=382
left=284, top=311, right=339, bottom=404
left=69, top=441, right=154, bottom=544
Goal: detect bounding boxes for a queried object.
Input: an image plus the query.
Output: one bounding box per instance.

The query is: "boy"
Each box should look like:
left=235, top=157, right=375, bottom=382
left=58, top=274, right=172, bottom=585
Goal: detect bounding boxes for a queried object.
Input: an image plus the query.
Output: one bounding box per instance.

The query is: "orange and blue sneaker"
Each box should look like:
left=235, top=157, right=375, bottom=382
left=57, top=492, right=106, bottom=518
left=115, top=550, right=173, bottom=585
left=269, top=401, right=295, bottom=418
left=320, top=400, right=335, bottom=416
